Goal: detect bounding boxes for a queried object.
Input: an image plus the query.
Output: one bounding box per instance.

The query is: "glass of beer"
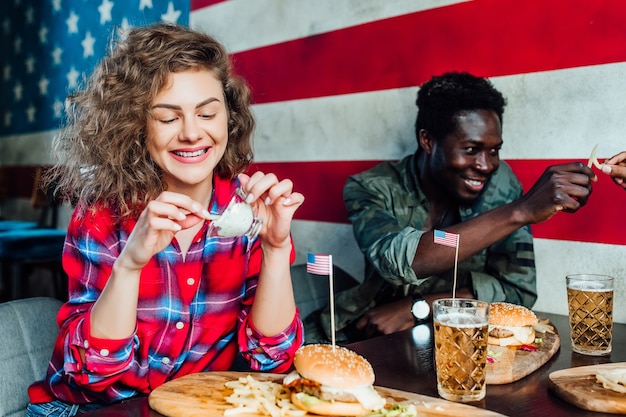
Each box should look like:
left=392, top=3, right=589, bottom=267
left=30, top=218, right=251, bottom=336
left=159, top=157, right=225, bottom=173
left=566, top=274, right=614, bottom=356
left=433, top=298, right=489, bottom=402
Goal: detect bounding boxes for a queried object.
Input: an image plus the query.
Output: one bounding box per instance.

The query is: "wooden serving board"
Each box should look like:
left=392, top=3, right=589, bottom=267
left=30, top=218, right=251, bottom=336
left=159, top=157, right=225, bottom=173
left=548, top=362, right=626, bottom=414
left=149, top=371, right=507, bottom=417
left=486, top=321, right=560, bottom=385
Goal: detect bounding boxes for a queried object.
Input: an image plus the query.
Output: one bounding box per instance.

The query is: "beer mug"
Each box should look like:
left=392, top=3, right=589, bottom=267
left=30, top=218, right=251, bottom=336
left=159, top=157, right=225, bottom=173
left=566, top=274, right=614, bottom=356
left=433, top=298, right=489, bottom=402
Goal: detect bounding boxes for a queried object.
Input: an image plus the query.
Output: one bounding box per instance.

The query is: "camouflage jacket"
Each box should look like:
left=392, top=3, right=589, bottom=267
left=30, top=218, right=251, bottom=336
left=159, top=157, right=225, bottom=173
left=307, top=153, right=536, bottom=344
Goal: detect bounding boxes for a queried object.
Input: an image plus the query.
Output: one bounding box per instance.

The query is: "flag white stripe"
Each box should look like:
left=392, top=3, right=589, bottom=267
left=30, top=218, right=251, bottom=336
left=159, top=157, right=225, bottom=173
left=7, top=61, right=625, bottom=165
left=252, top=62, right=626, bottom=163
left=190, top=0, right=469, bottom=53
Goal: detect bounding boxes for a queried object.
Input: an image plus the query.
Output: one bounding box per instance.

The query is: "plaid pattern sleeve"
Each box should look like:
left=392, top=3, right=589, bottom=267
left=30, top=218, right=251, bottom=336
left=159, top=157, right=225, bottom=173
left=239, top=313, right=303, bottom=373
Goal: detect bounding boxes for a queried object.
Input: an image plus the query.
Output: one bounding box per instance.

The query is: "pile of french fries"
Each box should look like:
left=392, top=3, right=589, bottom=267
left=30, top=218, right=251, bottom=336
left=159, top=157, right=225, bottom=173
left=223, top=375, right=306, bottom=417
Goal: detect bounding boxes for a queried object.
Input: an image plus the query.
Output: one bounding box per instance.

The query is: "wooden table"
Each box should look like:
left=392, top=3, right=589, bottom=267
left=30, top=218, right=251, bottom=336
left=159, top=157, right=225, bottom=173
left=80, top=312, right=626, bottom=417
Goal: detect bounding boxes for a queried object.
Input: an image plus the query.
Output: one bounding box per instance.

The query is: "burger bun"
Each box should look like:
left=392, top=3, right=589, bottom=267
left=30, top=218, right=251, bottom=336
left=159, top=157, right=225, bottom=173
left=290, top=392, right=370, bottom=416
left=488, top=302, right=538, bottom=346
left=287, top=344, right=386, bottom=415
left=293, top=344, right=375, bottom=388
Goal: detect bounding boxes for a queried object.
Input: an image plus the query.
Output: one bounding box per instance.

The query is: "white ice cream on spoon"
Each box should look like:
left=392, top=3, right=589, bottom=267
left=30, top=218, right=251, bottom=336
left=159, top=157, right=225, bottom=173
left=211, top=200, right=255, bottom=237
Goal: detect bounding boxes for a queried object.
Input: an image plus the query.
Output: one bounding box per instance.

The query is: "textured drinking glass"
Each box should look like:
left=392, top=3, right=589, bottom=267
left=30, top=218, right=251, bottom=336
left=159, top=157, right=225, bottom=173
left=566, top=274, right=614, bottom=356
left=208, top=188, right=263, bottom=239
left=433, top=299, right=489, bottom=402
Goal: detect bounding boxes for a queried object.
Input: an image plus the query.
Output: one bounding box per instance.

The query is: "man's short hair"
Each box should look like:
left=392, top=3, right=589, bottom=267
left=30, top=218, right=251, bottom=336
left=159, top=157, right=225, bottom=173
left=415, top=71, right=506, bottom=145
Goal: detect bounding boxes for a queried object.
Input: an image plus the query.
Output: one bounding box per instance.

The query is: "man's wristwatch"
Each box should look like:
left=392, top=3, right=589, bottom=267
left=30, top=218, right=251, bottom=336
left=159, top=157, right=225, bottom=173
left=411, top=295, right=430, bottom=322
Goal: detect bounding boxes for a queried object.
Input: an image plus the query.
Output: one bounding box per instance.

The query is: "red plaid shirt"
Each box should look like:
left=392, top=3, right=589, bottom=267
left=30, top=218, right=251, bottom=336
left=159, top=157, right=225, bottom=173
left=29, top=176, right=303, bottom=404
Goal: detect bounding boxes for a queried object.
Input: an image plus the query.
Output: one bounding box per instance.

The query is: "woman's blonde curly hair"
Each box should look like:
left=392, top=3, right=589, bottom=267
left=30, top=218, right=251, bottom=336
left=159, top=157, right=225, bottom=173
left=46, top=23, right=255, bottom=220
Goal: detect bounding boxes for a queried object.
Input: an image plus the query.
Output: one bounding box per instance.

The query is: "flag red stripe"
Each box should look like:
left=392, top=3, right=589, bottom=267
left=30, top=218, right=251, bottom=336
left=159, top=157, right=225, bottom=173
left=249, top=160, right=626, bottom=246
left=434, top=231, right=459, bottom=248
left=230, top=0, right=626, bottom=104
left=190, top=0, right=228, bottom=9
left=8, top=161, right=623, bottom=245
left=307, top=254, right=332, bottom=275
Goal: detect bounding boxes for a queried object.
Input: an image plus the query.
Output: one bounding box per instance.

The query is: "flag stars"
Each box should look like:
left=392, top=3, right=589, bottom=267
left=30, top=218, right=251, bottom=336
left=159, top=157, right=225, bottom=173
left=67, top=11, right=79, bottom=34
left=39, top=77, right=50, bottom=96
left=25, top=6, right=35, bottom=25
left=51, top=46, right=63, bottom=65
left=25, top=56, right=36, bottom=74
left=2, top=0, right=189, bottom=135
left=13, top=82, right=23, bottom=101
left=161, top=2, right=181, bottom=24
left=26, top=104, right=36, bottom=123
left=98, top=0, right=114, bottom=25
left=139, top=0, right=153, bottom=10
left=39, top=25, right=48, bottom=44
left=82, top=31, right=96, bottom=58
left=14, top=36, right=22, bottom=54
left=119, top=18, right=131, bottom=33
left=53, top=99, right=64, bottom=119
left=67, top=67, right=80, bottom=89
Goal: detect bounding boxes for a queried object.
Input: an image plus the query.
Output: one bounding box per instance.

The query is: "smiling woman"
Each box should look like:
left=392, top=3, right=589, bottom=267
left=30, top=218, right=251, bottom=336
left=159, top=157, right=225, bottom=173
left=147, top=70, right=229, bottom=200
left=26, top=23, right=305, bottom=417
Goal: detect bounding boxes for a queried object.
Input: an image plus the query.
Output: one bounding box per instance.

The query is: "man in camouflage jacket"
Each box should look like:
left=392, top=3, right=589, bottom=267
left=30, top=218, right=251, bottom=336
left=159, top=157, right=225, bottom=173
left=305, top=72, right=595, bottom=344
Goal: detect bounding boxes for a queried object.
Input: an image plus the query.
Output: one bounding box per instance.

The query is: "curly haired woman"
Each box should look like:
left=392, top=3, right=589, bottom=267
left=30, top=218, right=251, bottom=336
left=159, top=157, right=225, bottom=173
left=27, top=23, right=304, bottom=416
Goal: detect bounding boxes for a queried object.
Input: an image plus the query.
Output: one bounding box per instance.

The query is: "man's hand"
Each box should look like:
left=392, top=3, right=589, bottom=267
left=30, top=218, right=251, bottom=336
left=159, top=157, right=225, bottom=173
left=355, top=296, right=414, bottom=338
left=516, top=162, right=594, bottom=224
left=355, top=287, right=476, bottom=338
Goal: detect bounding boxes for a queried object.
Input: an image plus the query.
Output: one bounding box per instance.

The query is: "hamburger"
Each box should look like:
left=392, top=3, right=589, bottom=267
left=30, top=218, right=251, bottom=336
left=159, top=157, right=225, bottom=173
left=283, top=344, right=386, bottom=416
left=488, top=302, right=539, bottom=347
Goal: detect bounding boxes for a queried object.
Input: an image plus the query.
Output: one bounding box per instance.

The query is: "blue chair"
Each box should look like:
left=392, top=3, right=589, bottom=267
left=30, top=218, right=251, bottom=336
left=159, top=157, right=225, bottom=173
left=0, top=220, right=38, bottom=232
left=0, top=168, right=67, bottom=301
left=0, top=297, right=62, bottom=417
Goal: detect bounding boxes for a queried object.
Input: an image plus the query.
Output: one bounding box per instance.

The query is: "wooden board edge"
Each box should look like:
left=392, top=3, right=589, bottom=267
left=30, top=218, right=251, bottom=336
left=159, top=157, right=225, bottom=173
left=486, top=330, right=561, bottom=385
left=548, top=364, right=626, bottom=414
left=149, top=372, right=509, bottom=417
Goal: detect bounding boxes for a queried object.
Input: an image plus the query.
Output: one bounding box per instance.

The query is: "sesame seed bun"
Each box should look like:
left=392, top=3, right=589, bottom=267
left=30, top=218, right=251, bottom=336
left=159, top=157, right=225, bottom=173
left=293, top=344, right=375, bottom=388
left=489, top=302, right=538, bottom=327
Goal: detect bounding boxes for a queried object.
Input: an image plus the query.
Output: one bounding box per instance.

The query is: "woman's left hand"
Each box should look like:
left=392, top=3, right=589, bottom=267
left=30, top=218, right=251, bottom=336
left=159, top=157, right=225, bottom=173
left=238, top=172, right=305, bottom=248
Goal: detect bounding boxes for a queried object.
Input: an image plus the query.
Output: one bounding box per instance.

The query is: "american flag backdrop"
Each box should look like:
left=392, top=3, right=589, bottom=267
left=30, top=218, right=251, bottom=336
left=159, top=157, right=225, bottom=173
left=1, top=0, right=625, bottom=321
left=0, top=0, right=189, bottom=136
left=189, top=0, right=626, bottom=322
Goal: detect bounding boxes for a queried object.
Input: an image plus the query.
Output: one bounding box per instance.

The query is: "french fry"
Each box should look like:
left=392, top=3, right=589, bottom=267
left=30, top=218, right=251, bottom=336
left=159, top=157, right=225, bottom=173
left=587, top=144, right=604, bottom=169
left=223, top=375, right=306, bottom=417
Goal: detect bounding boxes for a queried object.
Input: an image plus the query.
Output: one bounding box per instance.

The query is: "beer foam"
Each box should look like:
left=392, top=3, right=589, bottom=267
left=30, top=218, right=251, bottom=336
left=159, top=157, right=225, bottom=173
left=568, top=281, right=612, bottom=292
left=436, top=312, right=488, bottom=327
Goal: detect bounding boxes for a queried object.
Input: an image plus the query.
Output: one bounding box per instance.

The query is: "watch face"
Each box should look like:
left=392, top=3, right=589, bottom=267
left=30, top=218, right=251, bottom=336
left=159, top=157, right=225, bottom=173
left=412, top=299, right=430, bottom=320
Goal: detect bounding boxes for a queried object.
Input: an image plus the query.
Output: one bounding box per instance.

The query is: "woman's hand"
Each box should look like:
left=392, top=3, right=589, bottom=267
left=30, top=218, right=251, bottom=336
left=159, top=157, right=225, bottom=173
left=116, top=191, right=210, bottom=271
left=602, top=151, right=626, bottom=189
left=238, top=172, right=305, bottom=248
